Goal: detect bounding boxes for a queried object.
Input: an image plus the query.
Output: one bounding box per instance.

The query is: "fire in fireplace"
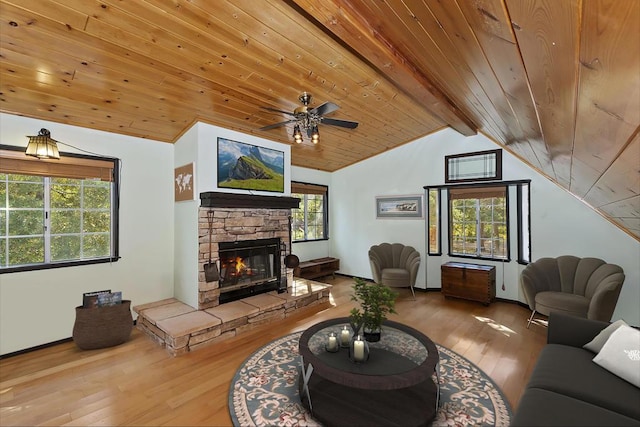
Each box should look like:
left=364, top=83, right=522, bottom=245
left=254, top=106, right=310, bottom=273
left=218, top=238, right=282, bottom=304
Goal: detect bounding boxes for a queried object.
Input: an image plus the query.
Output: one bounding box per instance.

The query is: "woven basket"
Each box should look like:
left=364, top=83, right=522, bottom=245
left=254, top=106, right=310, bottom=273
left=73, top=300, right=133, bottom=350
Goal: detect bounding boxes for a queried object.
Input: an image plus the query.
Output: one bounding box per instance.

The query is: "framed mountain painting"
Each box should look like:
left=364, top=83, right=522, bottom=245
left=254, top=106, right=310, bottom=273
left=217, top=138, right=285, bottom=193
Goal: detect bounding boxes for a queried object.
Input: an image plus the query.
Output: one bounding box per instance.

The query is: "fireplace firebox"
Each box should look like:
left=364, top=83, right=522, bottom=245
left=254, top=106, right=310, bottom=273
left=218, top=238, right=282, bottom=304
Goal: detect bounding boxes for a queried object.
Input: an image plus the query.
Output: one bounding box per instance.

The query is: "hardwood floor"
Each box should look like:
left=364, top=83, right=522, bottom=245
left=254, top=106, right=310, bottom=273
left=0, top=276, right=547, bottom=426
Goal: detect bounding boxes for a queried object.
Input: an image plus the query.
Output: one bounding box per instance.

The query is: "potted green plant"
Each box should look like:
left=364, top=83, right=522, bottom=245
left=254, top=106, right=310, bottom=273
left=349, top=277, right=398, bottom=342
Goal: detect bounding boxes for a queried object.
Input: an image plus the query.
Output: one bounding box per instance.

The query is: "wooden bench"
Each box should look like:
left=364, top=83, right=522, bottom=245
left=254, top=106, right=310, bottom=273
left=294, top=257, right=340, bottom=280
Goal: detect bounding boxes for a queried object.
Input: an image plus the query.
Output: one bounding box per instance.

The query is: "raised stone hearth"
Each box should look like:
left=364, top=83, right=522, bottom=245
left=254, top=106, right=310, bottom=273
left=134, top=279, right=332, bottom=356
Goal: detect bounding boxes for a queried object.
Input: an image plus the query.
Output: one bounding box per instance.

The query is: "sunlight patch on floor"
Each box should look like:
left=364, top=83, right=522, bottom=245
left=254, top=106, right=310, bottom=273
left=474, top=316, right=517, bottom=336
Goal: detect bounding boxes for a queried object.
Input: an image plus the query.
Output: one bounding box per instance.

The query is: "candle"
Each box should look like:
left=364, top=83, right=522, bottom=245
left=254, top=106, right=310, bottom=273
left=340, top=326, right=350, bottom=347
left=328, top=333, right=338, bottom=351
left=353, top=337, right=365, bottom=362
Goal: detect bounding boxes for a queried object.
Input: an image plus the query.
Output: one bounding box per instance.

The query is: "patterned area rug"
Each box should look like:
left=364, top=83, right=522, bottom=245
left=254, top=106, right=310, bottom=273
left=229, top=331, right=512, bottom=426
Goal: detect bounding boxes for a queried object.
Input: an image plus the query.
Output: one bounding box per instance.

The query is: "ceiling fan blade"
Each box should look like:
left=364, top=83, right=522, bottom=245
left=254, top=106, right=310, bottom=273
left=259, top=120, right=296, bottom=131
left=310, top=101, right=339, bottom=116
left=321, top=117, right=359, bottom=129
left=261, top=106, right=296, bottom=117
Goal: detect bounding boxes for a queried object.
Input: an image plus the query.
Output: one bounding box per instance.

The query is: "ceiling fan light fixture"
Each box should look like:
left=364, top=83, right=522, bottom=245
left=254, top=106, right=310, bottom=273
left=299, top=92, right=312, bottom=106
left=260, top=92, right=358, bottom=145
left=293, top=124, right=303, bottom=144
left=25, top=128, right=60, bottom=159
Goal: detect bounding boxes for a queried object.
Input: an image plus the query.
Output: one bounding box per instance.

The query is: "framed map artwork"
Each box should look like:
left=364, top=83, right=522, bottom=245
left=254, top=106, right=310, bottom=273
left=175, top=162, right=195, bottom=202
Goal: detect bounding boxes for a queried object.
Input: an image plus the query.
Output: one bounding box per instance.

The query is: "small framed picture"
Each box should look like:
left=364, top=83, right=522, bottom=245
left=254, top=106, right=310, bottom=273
left=175, top=162, right=195, bottom=202
left=376, top=195, right=424, bottom=219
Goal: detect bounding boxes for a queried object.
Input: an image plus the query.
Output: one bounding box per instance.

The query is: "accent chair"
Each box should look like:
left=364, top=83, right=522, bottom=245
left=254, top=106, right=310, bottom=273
left=520, top=255, right=625, bottom=328
left=369, top=243, right=421, bottom=300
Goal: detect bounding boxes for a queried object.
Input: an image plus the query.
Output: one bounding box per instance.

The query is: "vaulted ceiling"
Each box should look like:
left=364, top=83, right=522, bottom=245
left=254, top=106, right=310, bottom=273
left=1, top=0, right=638, bottom=240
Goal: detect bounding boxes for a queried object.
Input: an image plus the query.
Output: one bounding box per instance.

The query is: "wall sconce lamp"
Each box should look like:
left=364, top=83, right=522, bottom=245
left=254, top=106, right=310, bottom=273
left=25, top=128, right=60, bottom=159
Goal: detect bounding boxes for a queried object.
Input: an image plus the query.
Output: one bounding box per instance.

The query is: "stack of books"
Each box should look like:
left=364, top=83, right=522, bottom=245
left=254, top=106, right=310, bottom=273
left=82, top=290, right=123, bottom=308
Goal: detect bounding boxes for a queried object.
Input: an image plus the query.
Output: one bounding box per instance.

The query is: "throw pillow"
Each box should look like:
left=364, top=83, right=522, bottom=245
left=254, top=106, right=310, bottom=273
left=592, top=325, right=640, bottom=388
left=583, top=319, right=628, bottom=353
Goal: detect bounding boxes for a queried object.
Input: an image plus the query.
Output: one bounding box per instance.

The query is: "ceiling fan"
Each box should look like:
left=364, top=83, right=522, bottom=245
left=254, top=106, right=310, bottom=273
left=259, top=92, right=358, bottom=144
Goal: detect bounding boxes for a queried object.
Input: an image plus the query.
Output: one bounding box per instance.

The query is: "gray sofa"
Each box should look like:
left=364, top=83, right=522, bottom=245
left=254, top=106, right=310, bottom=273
left=512, top=312, right=640, bottom=426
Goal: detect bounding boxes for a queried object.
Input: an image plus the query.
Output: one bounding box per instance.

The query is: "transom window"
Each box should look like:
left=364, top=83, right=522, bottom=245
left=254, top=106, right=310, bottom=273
left=291, top=181, right=328, bottom=242
left=1, top=147, right=119, bottom=272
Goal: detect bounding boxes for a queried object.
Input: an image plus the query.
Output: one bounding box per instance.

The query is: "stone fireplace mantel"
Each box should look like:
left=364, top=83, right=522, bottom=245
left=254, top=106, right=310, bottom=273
left=200, top=191, right=299, bottom=209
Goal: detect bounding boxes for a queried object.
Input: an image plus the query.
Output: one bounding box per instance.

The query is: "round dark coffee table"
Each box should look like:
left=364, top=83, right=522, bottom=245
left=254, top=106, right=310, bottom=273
left=298, top=317, right=439, bottom=427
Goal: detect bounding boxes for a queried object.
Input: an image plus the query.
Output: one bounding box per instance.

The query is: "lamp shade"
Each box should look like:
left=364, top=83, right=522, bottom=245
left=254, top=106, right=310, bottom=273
left=293, top=124, right=303, bottom=144
left=25, top=129, right=60, bottom=159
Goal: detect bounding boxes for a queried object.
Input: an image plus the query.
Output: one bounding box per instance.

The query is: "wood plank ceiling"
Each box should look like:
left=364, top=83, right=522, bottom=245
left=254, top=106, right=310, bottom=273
left=1, top=0, right=638, bottom=240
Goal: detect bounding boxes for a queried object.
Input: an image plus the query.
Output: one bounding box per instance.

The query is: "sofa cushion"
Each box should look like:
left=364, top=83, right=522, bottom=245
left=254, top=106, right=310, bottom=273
left=583, top=319, right=628, bottom=353
left=535, top=291, right=589, bottom=317
left=593, top=325, right=640, bottom=387
left=527, top=344, right=640, bottom=420
left=512, top=387, right=640, bottom=426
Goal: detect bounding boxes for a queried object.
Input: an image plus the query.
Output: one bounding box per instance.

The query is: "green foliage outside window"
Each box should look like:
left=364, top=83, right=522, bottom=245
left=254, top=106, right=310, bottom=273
left=292, top=193, right=326, bottom=241
left=1, top=174, right=45, bottom=266
left=428, top=189, right=439, bottom=254
left=450, top=196, right=507, bottom=259
left=1, top=174, right=111, bottom=267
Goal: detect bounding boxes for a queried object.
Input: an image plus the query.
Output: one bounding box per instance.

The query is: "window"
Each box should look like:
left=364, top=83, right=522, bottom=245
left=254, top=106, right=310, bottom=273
left=1, top=147, right=119, bottom=272
left=445, top=149, right=502, bottom=183
left=517, top=182, right=531, bottom=264
left=427, top=188, right=441, bottom=255
left=291, top=181, right=328, bottom=242
left=448, top=186, right=508, bottom=261
left=426, top=180, right=531, bottom=262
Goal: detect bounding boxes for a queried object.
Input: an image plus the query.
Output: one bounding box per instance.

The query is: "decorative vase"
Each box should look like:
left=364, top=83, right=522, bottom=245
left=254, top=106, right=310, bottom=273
left=363, top=327, right=381, bottom=342
left=349, top=334, right=370, bottom=363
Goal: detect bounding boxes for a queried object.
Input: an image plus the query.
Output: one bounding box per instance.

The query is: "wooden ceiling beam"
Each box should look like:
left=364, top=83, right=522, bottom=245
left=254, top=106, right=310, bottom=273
left=291, top=0, right=478, bottom=137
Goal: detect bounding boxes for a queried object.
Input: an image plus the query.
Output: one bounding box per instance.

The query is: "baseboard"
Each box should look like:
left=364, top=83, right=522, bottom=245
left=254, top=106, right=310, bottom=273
left=0, top=318, right=138, bottom=359
left=0, top=337, right=74, bottom=360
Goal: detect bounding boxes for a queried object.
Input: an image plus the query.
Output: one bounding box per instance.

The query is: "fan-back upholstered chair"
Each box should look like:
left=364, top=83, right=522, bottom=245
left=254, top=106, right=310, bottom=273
left=520, top=255, right=625, bottom=328
left=369, top=243, right=421, bottom=299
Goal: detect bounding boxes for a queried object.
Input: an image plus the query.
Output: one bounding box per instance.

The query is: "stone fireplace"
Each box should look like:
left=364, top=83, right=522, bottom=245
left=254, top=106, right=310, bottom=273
left=217, top=237, right=281, bottom=304
left=133, top=192, right=332, bottom=356
left=198, top=191, right=299, bottom=310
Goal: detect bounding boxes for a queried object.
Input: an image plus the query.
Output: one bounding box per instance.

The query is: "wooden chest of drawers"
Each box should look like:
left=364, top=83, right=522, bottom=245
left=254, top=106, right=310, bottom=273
left=441, top=262, right=496, bottom=305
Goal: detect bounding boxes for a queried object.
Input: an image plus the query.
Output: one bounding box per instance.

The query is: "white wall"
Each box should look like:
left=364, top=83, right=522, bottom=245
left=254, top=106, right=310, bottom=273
left=173, top=125, right=200, bottom=308
left=0, top=114, right=175, bottom=355
left=195, top=123, right=292, bottom=195
left=328, top=128, right=640, bottom=325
